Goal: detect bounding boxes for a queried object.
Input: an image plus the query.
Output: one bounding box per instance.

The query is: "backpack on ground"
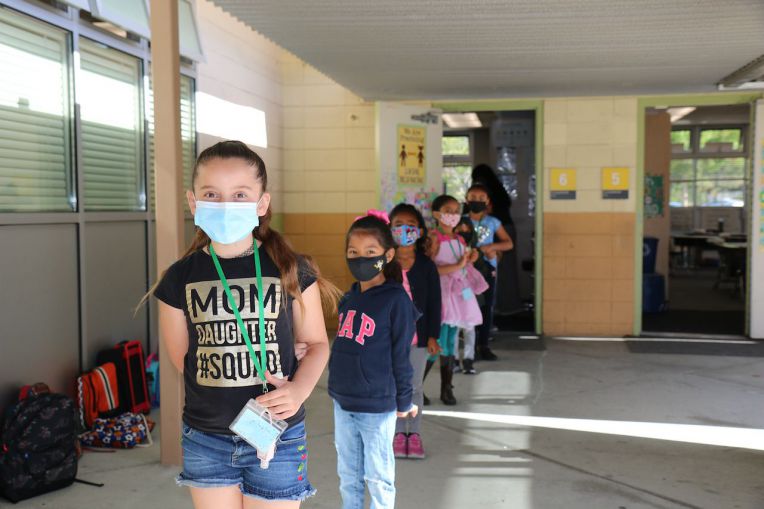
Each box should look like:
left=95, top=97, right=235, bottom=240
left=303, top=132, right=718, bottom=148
left=96, top=340, right=151, bottom=415
left=0, top=384, right=78, bottom=503
left=145, top=353, right=159, bottom=408
left=79, top=412, right=153, bottom=449
left=76, top=362, right=121, bottom=429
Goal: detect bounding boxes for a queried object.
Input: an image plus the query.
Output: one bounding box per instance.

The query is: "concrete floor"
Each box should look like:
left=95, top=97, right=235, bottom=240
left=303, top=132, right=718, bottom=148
left=4, top=335, right=764, bottom=509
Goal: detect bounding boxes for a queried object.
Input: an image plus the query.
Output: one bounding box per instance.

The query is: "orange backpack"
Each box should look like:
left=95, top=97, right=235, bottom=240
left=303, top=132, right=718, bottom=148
left=76, top=363, right=120, bottom=429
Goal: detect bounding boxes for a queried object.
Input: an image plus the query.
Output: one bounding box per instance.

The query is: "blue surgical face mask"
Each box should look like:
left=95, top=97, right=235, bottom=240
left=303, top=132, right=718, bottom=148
left=391, top=225, right=421, bottom=247
left=194, top=199, right=261, bottom=244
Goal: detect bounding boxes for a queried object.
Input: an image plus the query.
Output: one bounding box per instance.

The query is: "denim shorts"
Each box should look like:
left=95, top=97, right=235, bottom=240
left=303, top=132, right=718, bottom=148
left=177, top=420, right=316, bottom=501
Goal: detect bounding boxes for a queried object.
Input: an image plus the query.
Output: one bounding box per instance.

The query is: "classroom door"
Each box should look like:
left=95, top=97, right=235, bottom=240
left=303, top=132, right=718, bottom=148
left=376, top=102, right=443, bottom=216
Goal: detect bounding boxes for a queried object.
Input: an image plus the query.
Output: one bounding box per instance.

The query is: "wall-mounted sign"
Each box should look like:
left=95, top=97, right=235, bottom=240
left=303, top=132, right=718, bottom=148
left=397, top=125, right=426, bottom=186
left=644, top=175, right=664, bottom=218
left=602, top=167, right=630, bottom=199
left=549, top=168, right=576, bottom=199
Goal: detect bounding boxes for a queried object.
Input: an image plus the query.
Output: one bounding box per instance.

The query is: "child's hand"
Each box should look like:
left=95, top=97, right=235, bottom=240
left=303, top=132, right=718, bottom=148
left=458, top=252, right=470, bottom=268
left=468, top=250, right=479, bottom=263
left=426, top=337, right=441, bottom=356
left=256, top=371, right=308, bottom=420
left=294, top=341, right=309, bottom=361
left=396, top=404, right=419, bottom=418
left=481, top=244, right=497, bottom=259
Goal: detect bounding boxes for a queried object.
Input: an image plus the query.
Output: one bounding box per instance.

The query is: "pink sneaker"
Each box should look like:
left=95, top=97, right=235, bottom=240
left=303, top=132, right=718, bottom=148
left=407, top=433, right=425, bottom=459
left=393, top=433, right=408, bottom=458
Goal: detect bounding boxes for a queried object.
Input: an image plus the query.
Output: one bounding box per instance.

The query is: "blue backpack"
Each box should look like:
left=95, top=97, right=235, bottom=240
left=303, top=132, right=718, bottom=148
left=145, top=354, right=160, bottom=408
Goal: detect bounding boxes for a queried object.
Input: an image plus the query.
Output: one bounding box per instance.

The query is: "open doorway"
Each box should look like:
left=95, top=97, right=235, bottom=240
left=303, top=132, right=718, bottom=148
left=642, top=104, right=750, bottom=336
left=441, top=110, right=537, bottom=333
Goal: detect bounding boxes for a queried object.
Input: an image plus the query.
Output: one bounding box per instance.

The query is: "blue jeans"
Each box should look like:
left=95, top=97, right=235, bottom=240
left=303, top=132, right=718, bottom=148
left=177, top=420, right=315, bottom=501
left=333, top=400, right=397, bottom=509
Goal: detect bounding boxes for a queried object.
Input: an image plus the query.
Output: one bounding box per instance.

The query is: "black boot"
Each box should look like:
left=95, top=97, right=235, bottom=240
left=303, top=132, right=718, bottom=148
left=422, top=359, right=435, bottom=406
left=440, top=358, right=457, bottom=406
left=423, top=359, right=435, bottom=381
left=476, top=345, right=498, bottom=361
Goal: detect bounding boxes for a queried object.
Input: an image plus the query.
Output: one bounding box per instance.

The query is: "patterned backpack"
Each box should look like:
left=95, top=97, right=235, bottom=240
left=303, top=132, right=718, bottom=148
left=79, top=412, right=153, bottom=449
left=0, top=384, right=79, bottom=503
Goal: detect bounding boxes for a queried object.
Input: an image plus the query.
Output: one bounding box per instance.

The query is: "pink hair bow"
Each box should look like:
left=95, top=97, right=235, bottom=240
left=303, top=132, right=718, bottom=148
left=355, top=209, right=390, bottom=224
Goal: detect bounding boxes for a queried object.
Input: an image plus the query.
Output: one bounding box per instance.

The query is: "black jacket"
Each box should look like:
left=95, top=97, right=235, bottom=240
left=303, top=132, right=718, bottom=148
left=406, top=252, right=442, bottom=348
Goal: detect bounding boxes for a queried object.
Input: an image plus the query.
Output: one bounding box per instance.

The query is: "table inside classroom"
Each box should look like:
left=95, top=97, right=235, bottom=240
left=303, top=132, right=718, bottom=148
left=706, top=236, right=748, bottom=296
left=670, top=233, right=716, bottom=268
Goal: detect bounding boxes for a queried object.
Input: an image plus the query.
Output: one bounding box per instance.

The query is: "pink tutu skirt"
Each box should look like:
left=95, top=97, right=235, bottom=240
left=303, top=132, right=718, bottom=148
left=439, top=264, right=488, bottom=328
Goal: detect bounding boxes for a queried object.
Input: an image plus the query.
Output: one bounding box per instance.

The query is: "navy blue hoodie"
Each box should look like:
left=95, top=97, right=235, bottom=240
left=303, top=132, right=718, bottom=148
left=328, top=280, right=419, bottom=413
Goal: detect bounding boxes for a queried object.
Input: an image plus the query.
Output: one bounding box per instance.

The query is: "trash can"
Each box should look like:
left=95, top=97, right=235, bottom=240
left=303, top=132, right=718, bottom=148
left=642, top=273, right=666, bottom=313
left=643, top=237, right=659, bottom=274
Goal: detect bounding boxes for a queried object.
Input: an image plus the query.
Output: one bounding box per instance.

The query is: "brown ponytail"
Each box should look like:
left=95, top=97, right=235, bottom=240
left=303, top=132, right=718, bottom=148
left=138, top=140, right=341, bottom=314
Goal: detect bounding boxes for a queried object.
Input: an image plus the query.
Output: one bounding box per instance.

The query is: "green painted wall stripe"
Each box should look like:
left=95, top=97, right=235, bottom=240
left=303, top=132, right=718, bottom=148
left=534, top=103, right=545, bottom=335
left=435, top=99, right=547, bottom=113
left=634, top=106, right=646, bottom=336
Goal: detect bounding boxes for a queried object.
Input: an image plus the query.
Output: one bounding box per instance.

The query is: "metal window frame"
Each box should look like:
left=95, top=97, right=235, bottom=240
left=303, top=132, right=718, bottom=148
left=671, top=124, right=748, bottom=159
left=0, top=0, right=199, bottom=369
left=61, top=0, right=90, bottom=11
left=669, top=124, right=749, bottom=209
left=442, top=131, right=473, bottom=167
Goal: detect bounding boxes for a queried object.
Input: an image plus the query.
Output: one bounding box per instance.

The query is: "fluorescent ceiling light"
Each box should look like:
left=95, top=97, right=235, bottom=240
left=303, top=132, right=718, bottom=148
left=667, top=107, right=696, bottom=123
left=196, top=92, right=268, bottom=148
left=718, top=54, right=764, bottom=87
left=443, top=112, right=481, bottom=128
left=718, top=81, right=764, bottom=91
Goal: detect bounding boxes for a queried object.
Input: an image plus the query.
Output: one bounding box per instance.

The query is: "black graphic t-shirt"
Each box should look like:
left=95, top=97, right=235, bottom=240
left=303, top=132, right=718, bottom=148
left=154, top=247, right=316, bottom=434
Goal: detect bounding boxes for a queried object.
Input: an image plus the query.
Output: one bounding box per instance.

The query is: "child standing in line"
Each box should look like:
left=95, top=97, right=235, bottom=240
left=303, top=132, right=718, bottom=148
left=148, top=140, right=339, bottom=508
left=389, top=203, right=442, bottom=459
left=453, top=218, right=480, bottom=375
left=427, top=195, right=488, bottom=406
left=329, top=211, right=419, bottom=509
left=465, top=183, right=514, bottom=361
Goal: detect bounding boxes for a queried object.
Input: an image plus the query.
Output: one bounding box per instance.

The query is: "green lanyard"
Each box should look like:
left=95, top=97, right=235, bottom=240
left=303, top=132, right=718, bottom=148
left=438, top=226, right=465, bottom=274
left=209, top=240, right=269, bottom=393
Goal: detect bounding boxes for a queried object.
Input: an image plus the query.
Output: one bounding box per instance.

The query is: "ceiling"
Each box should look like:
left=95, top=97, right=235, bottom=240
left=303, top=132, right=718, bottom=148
left=210, top=0, right=764, bottom=101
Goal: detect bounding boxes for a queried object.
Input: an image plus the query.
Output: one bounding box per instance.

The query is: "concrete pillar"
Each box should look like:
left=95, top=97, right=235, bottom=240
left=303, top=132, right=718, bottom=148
left=149, top=0, right=184, bottom=466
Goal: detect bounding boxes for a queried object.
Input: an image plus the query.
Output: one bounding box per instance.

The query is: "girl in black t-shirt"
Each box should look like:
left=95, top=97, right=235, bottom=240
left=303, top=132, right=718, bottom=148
left=146, top=140, right=339, bottom=508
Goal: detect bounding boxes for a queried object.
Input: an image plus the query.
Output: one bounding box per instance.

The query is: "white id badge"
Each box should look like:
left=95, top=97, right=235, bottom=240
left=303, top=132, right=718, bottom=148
left=461, top=287, right=474, bottom=300
left=229, top=399, right=288, bottom=469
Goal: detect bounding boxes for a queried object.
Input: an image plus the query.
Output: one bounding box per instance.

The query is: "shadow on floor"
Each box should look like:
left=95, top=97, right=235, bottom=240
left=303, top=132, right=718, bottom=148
left=643, top=309, right=745, bottom=336
left=626, top=338, right=764, bottom=357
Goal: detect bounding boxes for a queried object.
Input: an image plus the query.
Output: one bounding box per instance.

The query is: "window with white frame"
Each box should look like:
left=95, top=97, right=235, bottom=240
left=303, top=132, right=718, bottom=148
left=669, top=126, right=748, bottom=208
left=442, top=134, right=472, bottom=202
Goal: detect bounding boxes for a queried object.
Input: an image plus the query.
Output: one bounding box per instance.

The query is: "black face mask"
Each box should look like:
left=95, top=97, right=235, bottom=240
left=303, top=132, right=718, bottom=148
left=467, top=201, right=487, bottom=213
left=347, top=254, right=387, bottom=282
